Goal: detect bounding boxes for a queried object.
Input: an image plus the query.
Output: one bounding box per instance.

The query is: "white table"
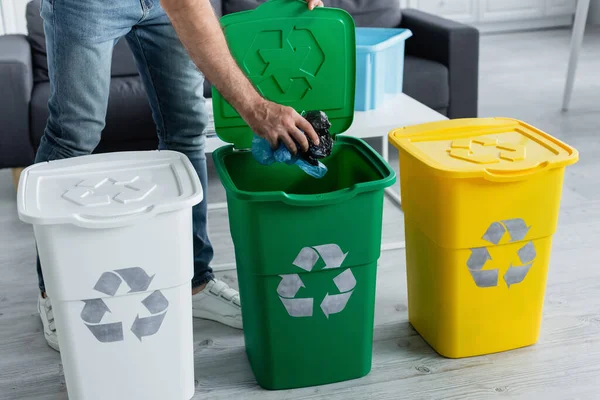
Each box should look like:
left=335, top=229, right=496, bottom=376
left=341, top=94, right=448, bottom=206
left=204, top=93, right=447, bottom=210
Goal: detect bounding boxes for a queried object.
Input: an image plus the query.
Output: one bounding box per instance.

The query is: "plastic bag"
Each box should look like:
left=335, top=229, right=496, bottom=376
left=251, top=110, right=334, bottom=179
left=299, top=110, right=334, bottom=166
left=251, top=136, right=328, bottom=179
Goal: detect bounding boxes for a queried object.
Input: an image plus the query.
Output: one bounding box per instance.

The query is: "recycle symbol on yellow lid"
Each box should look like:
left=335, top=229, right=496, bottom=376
left=467, top=219, right=536, bottom=288
left=448, top=138, right=526, bottom=164
left=81, top=267, right=169, bottom=343
left=277, top=244, right=356, bottom=318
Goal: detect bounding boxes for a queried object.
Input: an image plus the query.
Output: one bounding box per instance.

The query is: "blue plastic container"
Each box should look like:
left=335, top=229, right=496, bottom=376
left=355, top=28, right=413, bottom=111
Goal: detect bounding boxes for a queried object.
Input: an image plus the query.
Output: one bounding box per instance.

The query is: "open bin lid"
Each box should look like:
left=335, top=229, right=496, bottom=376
left=17, top=151, right=203, bottom=229
left=212, top=0, right=356, bottom=149
left=389, top=118, right=579, bottom=182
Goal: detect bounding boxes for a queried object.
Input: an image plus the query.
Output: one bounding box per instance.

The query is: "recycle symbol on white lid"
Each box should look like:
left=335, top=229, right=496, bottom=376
left=63, top=176, right=157, bottom=207
left=278, top=244, right=356, bottom=318
left=81, top=267, right=168, bottom=343
left=467, top=218, right=536, bottom=288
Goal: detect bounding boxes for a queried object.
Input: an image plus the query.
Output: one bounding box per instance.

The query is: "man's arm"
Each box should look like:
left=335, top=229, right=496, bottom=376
left=161, top=0, right=323, bottom=153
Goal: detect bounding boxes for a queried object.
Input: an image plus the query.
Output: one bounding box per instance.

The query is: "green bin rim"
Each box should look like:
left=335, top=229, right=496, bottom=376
left=213, top=135, right=396, bottom=206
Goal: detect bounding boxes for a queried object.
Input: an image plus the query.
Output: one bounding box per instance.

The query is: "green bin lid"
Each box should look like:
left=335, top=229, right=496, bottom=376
left=212, top=0, right=356, bottom=149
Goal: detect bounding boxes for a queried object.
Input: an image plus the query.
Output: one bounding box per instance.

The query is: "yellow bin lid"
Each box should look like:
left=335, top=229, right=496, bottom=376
left=389, top=118, right=579, bottom=182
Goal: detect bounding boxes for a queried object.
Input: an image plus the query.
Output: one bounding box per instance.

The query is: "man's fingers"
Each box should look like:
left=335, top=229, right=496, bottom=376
left=268, top=136, right=279, bottom=150
left=280, top=134, right=298, bottom=155
left=260, top=132, right=278, bottom=150
left=289, top=128, right=310, bottom=152
left=296, top=115, right=320, bottom=146
left=307, top=0, right=322, bottom=10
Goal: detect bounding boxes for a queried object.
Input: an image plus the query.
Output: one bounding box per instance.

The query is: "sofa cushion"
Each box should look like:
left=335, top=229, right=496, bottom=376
left=403, top=55, right=449, bottom=112
left=222, top=0, right=401, bottom=27
left=25, top=0, right=223, bottom=83
left=223, top=0, right=265, bottom=14
left=26, top=0, right=139, bottom=82
left=30, top=77, right=157, bottom=148
left=26, top=1, right=48, bottom=83
left=211, top=0, right=224, bottom=16
left=321, top=0, right=401, bottom=27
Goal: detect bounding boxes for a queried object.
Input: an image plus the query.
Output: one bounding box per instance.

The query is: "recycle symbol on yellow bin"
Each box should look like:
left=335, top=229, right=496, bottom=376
left=80, top=267, right=169, bottom=343
left=277, top=244, right=356, bottom=318
left=467, top=219, right=536, bottom=288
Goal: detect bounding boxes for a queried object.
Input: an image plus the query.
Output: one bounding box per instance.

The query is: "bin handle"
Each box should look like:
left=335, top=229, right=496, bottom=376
left=72, top=206, right=157, bottom=229
left=280, top=186, right=359, bottom=206
left=484, top=162, right=551, bottom=182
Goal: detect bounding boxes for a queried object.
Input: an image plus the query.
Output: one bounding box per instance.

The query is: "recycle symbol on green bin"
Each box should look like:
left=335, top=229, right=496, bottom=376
left=80, top=267, right=169, bottom=343
left=467, top=219, right=537, bottom=288
left=277, top=244, right=356, bottom=318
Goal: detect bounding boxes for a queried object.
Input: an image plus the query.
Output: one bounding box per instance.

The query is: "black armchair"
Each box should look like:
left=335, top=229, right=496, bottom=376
left=401, top=9, right=479, bottom=118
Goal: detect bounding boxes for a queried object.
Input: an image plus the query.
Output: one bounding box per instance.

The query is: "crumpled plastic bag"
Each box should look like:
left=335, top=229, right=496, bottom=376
left=251, top=136, right=328, bottom=179
left=299, top=110, right=334, bottom=166
left=251, top=110, right=334, bottom=179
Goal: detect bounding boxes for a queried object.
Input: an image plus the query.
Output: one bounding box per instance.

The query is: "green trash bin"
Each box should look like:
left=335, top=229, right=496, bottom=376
left=212, top=0, right=396, bottom=390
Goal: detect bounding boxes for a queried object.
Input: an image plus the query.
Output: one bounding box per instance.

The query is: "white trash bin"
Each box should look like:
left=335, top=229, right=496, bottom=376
left=17, top=151, right=203, bottom=400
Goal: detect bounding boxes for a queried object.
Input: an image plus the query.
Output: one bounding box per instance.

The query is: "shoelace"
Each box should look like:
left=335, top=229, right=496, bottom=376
left=208, top=280, right=241, bottom=307
left=43, top=298, right=56, bottom=332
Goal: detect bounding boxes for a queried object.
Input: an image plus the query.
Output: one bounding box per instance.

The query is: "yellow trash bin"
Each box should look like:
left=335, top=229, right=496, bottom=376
left=388, top=118, right=579, bottom=358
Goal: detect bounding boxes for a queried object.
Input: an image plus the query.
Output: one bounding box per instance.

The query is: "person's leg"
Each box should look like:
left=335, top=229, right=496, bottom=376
left=36, top=0, right=138, bottom=349
left=36, top=0, right=140, bottom=293
left=124, top=3, right=242, bottom=329
left=124, top=4, right=214, bottom=289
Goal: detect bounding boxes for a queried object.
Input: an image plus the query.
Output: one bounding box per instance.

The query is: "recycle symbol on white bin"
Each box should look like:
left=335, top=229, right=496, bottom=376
left=80, top=267, right=168, bottom=343
left=467, top=218, right=537, bottom=288
left=278, top=244, right=356, bottom=318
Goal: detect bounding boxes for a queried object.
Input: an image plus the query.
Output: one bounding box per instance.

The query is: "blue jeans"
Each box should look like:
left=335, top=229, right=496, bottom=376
left=36, top=0, right=214, bottom=292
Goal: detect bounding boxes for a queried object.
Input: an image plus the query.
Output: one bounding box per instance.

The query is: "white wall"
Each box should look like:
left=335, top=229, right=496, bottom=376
left=0, top=0, right=29, bottom=34
left=589, top=0, right=600, bottom=24
left=0, top=3, right=5, bottom=35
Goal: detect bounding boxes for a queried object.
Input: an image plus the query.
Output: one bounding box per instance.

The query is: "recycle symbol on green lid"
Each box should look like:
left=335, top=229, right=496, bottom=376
left=245, top=26, right=325, bottom=102
left=277, top=244, right=356, bottom=318
left=467, top=219, right=536, bottom=288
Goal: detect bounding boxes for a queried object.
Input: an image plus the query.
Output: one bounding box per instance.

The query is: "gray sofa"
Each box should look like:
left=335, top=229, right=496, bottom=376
left=0, top=0, right=479, bottom=169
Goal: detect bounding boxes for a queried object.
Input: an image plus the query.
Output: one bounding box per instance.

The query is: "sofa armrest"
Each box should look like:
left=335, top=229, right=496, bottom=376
left=0, top=34, right=35, bottom=168
left=400, top=9, right=479, bottom=118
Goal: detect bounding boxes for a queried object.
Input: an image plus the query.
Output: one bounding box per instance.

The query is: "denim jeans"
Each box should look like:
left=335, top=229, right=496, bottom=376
left=36, top=0, right=214, bottom=292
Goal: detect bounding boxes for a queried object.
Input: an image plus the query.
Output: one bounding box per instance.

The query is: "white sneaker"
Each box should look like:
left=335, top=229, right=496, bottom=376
left=38, top=294, right=60, bottom=352
left=192, top=279, right=243, bottom=329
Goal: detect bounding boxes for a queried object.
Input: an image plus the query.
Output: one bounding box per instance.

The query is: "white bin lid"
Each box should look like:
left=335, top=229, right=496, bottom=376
left=18, top=151, right=203, bottom=229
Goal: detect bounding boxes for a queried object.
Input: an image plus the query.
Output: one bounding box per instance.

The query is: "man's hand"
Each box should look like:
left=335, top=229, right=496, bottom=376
left=246, top=99, right=319, bottom=154
left=161, top=0, right=323, bottom=154
left=245, top=0, right=323, bottom=153
left=306, top=0, right=325, bottom=10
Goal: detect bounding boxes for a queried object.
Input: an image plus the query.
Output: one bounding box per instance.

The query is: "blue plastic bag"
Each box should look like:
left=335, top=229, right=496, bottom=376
left=251, top=135, right=328, bottom=179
